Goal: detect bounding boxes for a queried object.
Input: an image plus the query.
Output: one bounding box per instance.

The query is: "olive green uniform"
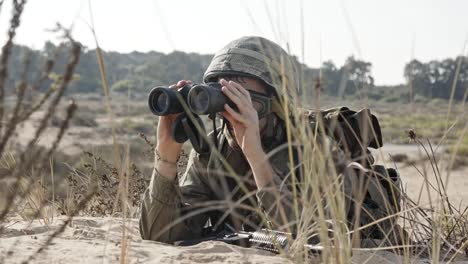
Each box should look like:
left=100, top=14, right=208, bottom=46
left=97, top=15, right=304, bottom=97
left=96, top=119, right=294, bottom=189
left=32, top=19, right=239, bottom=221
left=139, top=127, right=403, bottom=245
left=139, top=129, right=299, bottom=243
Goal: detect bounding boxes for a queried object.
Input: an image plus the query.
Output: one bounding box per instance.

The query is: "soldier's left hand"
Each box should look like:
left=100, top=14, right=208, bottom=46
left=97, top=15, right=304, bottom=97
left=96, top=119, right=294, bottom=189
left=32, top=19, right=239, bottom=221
left=220, top=79, right=263, bottom=158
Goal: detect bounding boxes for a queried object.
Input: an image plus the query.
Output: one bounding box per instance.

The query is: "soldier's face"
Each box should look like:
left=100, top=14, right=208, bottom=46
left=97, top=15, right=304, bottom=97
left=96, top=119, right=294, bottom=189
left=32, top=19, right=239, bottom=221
left=216, top=76, right=273, bottom=151
left=237, top=78, right=270, bottom=131
left=219, top=77, right=270, bottom=132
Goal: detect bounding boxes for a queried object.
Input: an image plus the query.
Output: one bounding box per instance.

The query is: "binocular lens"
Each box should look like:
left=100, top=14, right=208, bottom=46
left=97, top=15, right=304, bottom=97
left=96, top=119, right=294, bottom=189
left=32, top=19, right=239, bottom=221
left=148, top=89, right=170, bottom=115
left=155, top=91, right=168, bottom=112
left=188, top=83, right=231, bottom=115
left=189, top=88, right=210, bottom=114
left=148, top=85, right=192, bottom=116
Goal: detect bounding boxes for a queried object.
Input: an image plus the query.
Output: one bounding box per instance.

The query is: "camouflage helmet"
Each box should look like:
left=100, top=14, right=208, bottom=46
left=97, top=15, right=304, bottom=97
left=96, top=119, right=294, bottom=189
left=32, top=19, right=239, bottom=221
left=203, top=36, right=302, bottom=110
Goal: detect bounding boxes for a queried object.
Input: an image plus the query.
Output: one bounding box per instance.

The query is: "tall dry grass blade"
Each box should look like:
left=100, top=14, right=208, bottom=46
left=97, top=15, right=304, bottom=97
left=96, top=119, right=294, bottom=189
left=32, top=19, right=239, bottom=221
left=151, top=0, right=175, bottom=50
left=340, top=0, right=362, bottom=59
left=0, top=0, right=26, bottom=136
left=0, top=0, right=5, bottom=16
left=19, top=46, right=62, bottom=122
left=0, top=49, right=31, bottom=155
left=120, top=144, right=131, bottom=264
left=43, top=99, right=77, bottom=159
left=49, top=157, right=55, bottom=223
left=87, top=0, right=122, bottom=180
left=240, top=0, right=263, bottom=35
left=84, top=6, right=132, bottom=260
left=445, top=36, right=468, bottom=130
left=262, top=0, right=280, bottom=42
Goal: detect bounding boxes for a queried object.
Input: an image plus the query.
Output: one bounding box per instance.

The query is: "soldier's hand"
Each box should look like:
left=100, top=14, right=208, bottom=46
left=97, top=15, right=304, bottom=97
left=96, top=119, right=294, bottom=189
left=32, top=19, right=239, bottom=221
left=220, top=79, right=263, bottom=159
left=156, top=80, right=192, bottom=165
left=220, top=79, right=274, bottom=189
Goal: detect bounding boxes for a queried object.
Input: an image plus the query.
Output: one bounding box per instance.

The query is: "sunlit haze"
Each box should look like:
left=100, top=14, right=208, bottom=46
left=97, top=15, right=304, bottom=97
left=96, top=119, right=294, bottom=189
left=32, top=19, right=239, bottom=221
left=1, top=0, right=467, bottom=85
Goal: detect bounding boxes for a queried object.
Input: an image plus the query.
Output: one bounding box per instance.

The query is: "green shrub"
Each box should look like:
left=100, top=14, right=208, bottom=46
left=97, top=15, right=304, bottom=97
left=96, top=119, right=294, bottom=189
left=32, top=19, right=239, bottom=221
left=112, top=79, right=136, bottom=92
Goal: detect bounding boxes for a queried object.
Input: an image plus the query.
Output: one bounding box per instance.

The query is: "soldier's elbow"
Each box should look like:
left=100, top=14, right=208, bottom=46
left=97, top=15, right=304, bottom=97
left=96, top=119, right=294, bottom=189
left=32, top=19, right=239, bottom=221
left=139, top=219, right=174, bottom=244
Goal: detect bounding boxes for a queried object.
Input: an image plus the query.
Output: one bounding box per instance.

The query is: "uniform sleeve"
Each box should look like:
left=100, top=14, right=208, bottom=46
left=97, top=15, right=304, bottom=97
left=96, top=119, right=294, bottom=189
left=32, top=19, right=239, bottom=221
left=139, top=150, right=212, bottom=243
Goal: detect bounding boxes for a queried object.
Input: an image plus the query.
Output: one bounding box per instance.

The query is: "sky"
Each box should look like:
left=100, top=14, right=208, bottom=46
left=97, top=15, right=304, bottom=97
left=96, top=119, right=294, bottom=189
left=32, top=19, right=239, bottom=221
left=0, top=0, right=467, bottom=85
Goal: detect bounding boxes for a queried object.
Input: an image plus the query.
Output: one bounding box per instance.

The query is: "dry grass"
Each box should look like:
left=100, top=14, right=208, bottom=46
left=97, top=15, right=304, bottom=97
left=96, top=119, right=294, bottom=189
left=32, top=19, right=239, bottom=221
left=0, top=1, right=467, bottom=264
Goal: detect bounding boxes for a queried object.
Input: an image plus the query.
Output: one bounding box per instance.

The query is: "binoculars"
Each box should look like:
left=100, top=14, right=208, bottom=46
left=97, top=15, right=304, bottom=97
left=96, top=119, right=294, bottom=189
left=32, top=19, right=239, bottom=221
left=148, top=82, right=236, bottom=116
left=148, top=82, right=234, bottom=153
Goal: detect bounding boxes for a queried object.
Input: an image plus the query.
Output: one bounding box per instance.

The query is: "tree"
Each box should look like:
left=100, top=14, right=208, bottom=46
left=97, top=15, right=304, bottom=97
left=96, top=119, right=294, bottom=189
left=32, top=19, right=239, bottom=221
left=321, top=60, right=340, bottom=96
left=404, top=57, right=468, bottom=100
left=404, top=59, right=430, bottom=98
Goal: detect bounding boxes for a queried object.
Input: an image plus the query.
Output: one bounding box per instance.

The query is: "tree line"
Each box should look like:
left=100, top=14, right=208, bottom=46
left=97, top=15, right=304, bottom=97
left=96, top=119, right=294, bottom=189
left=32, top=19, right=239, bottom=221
left=4, top=42, right=467, bottom=102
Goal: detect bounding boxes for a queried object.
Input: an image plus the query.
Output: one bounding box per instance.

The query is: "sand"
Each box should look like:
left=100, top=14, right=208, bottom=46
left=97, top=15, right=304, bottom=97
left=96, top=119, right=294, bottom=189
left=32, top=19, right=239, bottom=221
left=1, top=216, right=468, bottom=264
left=0, top=216, right=292, bottom=264
left=373, top=144, right=468, bottom=208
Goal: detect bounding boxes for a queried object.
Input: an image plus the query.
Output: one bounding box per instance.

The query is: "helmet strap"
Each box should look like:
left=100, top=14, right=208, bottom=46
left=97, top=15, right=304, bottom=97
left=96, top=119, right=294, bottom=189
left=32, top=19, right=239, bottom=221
left=260, top=113, right=284, bottom=151
left=270, top=97, right=287, bottom=121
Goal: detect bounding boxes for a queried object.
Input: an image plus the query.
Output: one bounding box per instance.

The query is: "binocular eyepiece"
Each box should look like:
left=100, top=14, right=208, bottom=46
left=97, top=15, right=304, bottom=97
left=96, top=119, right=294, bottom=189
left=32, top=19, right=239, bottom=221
left=148, top=82, right=235, bottom=116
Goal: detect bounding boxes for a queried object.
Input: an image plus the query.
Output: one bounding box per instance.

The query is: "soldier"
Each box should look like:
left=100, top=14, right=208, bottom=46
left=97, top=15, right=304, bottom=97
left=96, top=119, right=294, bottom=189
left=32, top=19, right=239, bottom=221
left=139, top=36, right=403, bottom=246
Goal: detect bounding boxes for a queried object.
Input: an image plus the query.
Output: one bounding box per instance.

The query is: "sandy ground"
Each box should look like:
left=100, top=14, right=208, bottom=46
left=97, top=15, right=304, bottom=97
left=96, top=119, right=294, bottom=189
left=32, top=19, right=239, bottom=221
left=372, top=144, right=468, bottom=208
left=2, top=216, right=467, bottom=264
left=13, top=111, right=118, bottom=156
left=0, top=217, right=292, bottom=264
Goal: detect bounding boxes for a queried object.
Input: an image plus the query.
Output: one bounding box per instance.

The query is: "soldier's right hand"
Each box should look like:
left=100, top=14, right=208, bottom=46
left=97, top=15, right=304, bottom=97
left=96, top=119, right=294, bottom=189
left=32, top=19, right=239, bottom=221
left=155, top=80, right=192, bottom=165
